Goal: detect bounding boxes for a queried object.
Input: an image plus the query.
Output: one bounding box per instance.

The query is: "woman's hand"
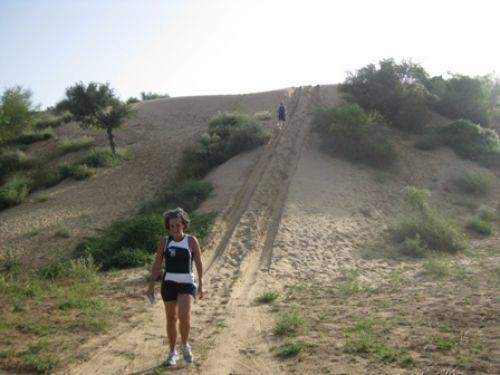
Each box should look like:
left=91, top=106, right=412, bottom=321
left=145, top=284, right=155, bottom=297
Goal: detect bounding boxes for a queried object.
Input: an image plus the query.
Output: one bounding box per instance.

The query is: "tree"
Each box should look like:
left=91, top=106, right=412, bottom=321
left=56, top=82, right=134, bottom=156
left=140, top=92, right=169, bottom=101
left=0, top=86, right=36, bottom=143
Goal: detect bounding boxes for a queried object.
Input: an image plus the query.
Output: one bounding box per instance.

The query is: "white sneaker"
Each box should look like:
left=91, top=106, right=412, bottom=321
left=181, top=343, right=194, bottom=363
left=164, top=350, right=178, bottom=366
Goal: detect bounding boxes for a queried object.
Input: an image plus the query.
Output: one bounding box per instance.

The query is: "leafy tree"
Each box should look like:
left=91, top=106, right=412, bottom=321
left=339, top=59, right=435, bottom=132
left=0, top=86, right=36, bottom=143
left=56, top=82, right=134, bottom=156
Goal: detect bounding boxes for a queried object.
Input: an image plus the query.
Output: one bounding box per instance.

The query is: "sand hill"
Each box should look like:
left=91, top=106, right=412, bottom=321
left=1, top=85, right=498, bottom=374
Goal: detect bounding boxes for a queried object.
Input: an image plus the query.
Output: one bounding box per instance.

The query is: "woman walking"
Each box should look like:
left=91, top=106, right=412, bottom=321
left=146, top=207, right=204, bottom=366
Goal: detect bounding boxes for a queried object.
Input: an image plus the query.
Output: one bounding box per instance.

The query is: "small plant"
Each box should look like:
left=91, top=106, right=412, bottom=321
left=80, top=148, right=120, bottom=168
left=467, top=218, right=492, bottom=236
left=274, top=342, right=310, bottom=358
left=71, top=164, right=96, bottom=180
left=399, top=234, right=428, bottom=258
left=433, top=335, right=459, bottom=351
left=256, top=291, right=279, bottom=304
left=453, top=171, right=495, bottom=195
left=0, top=148, right=35, bottom=180
left=54, top=227, right=71, bottom=238
left=477, top=205, right=497, bottom=222
left=12, top=128, right=54, bottom=145
left=273, top=312, right=304, bottom=336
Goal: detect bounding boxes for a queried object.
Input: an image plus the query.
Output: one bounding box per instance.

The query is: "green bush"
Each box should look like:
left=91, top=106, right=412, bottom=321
left=453, top=171, right=495, bottom=195
left=0, top=86, right=36, bottom=143
left=467, top=218, right=492, bottom=236
left=477, top=205, right=497, bottom=222
left=0, top=149, right=35, bottom=180
left=178, top=112, right=270, bottom=180
left=439, top=119, right=500, bottom=167
left=80, top=148, right=120, bottom=167
left=57, top=163, right=95, bottom=180
left=415, top=127, right=442, bottom=150
left=74, top=213, right=164, bottom=270
left=339, top=59, right=433, bottom=132
left=58, top=136, right=95, bottom=154
left=71, top=164, right=96, bottom=180
left=142, top=179, right=213, bottom=214
left=431, top=75, right=499, bottom=126
left=140, top=92, right=170, bottom=101
left=253, top=110, right=272, bottom=121
left=312, top=104, right=397, bottom=168
left=391, top=187, right=466, bottom=254
left=0, top=174, right=31, bottom=209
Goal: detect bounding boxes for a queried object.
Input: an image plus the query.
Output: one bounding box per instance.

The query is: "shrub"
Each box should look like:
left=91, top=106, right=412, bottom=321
left=274, top=312, right=304, bottom=336
left=0, top=149, right=35, bottom=180
left=391, top=187, right=466, bottom=254
left=453, top=171, right=495, bottom=195
left=58, top=136, right=95, bottom=154
left=431, top=74, right=499, bottom=126
left=339, top=59, right=433, bottom=132
left=80, top=148, right=120, bottom=167
left=415, top=127, right=442, bottom=150
left=0, top=86, right=36, bottom=143
left=399, top=234, right=428, bottom=258
left=74, top=213, right=164, bottom=270
left=253, top=110, right=272, bottom=121
left=275, top=342, right=309, bottom=358
left=477, top=205, right=497, bottom=222
left=178, top=112, right=270, bottom=180
left=126, top=97, right=140, bottom=104
left=71, top=164, right=96, bottom=180
left=312, top=104, right=397, bottom=168
left=256, top=291, right=279, bottom=304
left=439, top=119, right=500, bottom=167
left=0, top=174, right=31, bottom=209
left=467, top=218, right=492, bottom=236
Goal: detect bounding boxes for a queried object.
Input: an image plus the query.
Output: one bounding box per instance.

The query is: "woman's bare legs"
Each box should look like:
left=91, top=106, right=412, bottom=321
left=165, top=301, right=178, bottom=351
left=177, top=294, right=194, bottom=345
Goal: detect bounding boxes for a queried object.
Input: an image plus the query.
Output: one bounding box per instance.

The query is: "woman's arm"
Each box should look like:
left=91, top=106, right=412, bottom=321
left=146, top=238, right=165, bottom=294
left=189, top=236, right=204, bottom=298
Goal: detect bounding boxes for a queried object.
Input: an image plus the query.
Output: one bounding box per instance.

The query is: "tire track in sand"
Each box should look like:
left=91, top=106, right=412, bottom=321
left=199, top=86, right=319, bottom=375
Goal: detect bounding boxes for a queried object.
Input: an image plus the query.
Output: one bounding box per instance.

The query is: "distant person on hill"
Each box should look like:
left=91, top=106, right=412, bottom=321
left=277, top=101, right=286, bottom=129
left=146, top=207, right=204, bottom=366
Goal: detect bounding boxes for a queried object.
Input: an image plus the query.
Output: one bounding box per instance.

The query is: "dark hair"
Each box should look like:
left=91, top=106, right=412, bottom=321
left=163, top=207, right=190, bottom=230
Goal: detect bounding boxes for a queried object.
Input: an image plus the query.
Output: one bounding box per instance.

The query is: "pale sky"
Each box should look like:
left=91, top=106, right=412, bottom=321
left=1, top=0, right=499, bottom=108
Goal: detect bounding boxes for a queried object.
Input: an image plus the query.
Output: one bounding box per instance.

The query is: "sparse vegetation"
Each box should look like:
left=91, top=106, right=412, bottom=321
left=312, top=103, right=397, bottom=168
left=274, top=342, right=315, bottom=358
left=256, top=291, right=279, bottom=304
left=0, top=255, right=113, bottom=373
left=0, top=149, right=34, bottom=181
left=273, top=312, right=304, bottom=337
left=391, top=187, right=466, bottom=255
left=467, top=218, right=492, bottom=236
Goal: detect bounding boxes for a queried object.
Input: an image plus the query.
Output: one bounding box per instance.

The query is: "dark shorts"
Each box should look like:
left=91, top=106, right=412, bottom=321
left=278, top=114, right=286, bottom=121
left=161, top=280, right=196, bottom=301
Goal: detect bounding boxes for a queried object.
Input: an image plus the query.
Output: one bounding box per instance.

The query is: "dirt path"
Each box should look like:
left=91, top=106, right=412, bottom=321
left=63, top=86, right=322, bottom=374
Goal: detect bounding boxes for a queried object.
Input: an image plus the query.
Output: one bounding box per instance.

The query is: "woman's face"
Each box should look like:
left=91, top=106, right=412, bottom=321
left=169, top=217, right=184, bottom=238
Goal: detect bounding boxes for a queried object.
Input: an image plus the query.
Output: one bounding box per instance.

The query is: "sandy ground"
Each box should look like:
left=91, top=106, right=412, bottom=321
left=2, top=84, right=498, bottom=374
